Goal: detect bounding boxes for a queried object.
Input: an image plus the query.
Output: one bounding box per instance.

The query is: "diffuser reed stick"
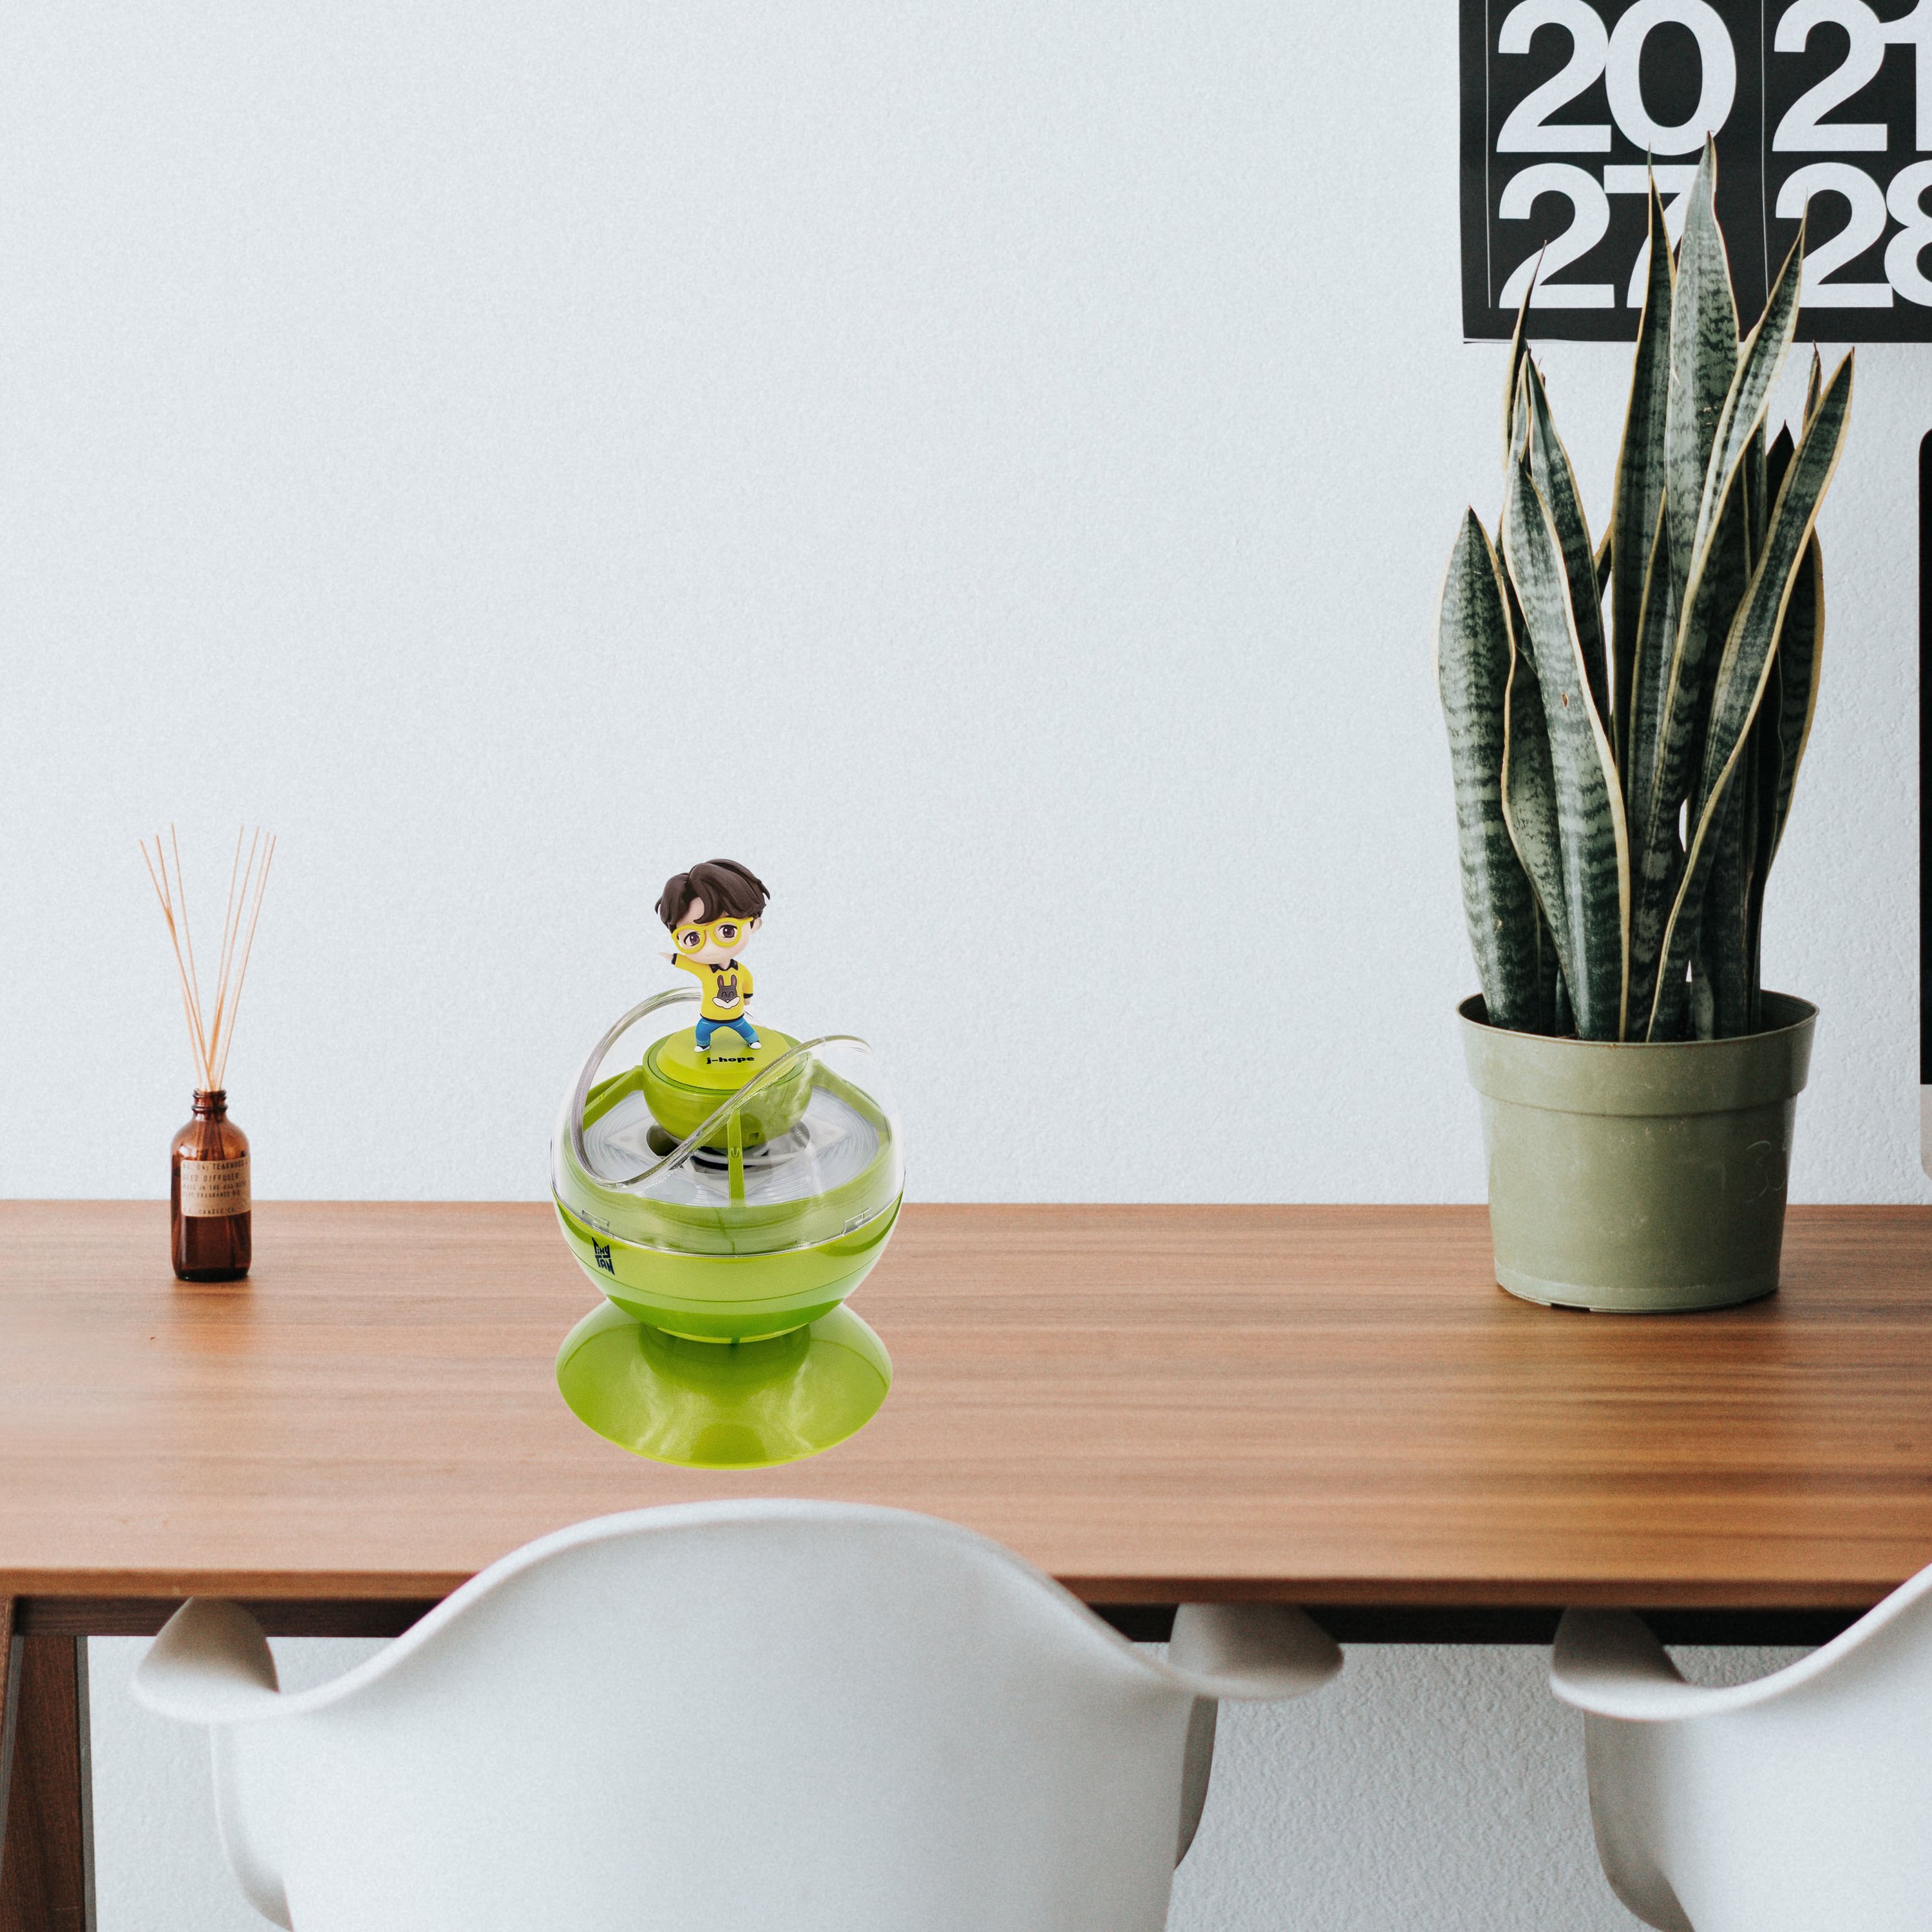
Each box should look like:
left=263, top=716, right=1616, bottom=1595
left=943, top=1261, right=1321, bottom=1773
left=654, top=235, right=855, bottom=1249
left=142, top=827, right=275, bottom=1282
left=141, top=826, right=275, bottom=1091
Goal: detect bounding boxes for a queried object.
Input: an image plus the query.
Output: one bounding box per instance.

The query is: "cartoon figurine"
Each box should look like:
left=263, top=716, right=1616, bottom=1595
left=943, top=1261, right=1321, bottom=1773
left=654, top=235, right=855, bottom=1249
left=657, top=858, right=766, bottom=1054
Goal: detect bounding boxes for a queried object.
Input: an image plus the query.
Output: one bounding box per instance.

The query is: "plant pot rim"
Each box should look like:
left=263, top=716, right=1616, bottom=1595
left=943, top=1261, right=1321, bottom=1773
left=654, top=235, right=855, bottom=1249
left=1456, top=989, right=1817, bottom=1048
left=1459, top=990, right=1817, bottom=1117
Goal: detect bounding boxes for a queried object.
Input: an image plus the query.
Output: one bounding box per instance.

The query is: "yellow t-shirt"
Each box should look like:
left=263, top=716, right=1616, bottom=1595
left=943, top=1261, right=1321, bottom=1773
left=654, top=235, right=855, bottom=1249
left=674, top=956, right=753, bottom=1019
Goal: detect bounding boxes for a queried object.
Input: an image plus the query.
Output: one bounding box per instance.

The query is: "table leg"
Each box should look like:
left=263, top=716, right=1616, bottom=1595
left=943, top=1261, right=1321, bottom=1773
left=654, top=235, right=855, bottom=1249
left=0, top=1604, right=95, bottom=1932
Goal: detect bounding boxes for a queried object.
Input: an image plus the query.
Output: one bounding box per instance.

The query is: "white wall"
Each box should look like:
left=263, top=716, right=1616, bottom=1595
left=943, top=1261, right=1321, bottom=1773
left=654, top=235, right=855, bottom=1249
left=3, top=2, right=1921, bottom=1925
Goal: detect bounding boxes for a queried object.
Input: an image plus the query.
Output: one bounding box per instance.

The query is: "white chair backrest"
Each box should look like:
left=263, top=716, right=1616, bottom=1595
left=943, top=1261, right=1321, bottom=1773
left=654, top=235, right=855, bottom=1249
left=1557, top=1566, right=1932, bottom=1932
left=137, top=1500, right=1325, bottom=1932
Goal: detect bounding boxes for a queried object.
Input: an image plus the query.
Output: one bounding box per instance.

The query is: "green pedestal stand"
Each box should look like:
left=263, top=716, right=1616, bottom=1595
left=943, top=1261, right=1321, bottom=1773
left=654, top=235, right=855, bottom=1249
left=555, top=1301, right=891, bottom=1468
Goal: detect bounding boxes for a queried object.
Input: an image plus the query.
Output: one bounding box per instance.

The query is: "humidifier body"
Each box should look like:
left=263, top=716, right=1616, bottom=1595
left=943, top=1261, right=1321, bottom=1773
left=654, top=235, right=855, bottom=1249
left=550, top=987, right=902, bottom=1466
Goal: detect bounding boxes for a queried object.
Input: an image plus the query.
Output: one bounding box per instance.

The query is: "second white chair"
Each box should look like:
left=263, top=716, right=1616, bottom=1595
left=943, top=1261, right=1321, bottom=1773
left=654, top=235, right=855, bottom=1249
left=135, top=1498, right=1341, bottom=1931
left=1552, top=1561, right=1932, bottom=1932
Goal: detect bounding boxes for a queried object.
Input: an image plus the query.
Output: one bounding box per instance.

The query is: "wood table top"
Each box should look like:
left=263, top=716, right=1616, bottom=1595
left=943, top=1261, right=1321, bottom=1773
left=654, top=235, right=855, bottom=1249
left=2, top=1200, right=1930, bottom=1614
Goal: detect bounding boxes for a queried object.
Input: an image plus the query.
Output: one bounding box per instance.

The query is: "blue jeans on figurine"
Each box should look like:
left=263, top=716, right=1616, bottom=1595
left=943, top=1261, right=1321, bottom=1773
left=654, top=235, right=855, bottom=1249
left=696, top=1016, right=760, bottom=1051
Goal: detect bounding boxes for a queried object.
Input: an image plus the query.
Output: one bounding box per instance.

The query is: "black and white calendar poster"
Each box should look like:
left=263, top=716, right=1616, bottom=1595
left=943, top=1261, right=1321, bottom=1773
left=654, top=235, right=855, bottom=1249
left=1461, top=0, right=1932, bottom=339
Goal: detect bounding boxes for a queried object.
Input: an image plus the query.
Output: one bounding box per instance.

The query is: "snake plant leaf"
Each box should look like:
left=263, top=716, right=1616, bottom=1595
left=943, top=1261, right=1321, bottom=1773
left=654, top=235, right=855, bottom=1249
left=1502, top=623, right=1571, bottom=1023
left=1745, top=422, right=1768, bottom=564
left=1508, top=356, right=1532, bottom=465
left=1435, top=511, right=1547, bottom=1030
left=1647, top=354, right=1853, bottom=1038
left=1693, top=225, right=1803, bottom=568
left=1694, top=365, right=1850, bottom=822
left=1804, top=345, right=1823, bottom=425
left=1521, top=357, right=1611, bottom=734
left=1664, top=141, right=1738, bottom=604
left=1538, top=904, right=1564, bottom=1034
left=1502, top=288, right=1532, bottom=469
left=1497, top=564, right=1570, bottom=1037
left=1595, top=523, right=1612, bottom=595
left=1743, top=660, right=1783, bottom=1026
left=1610, top=176, right=1674, bottom=764
left=1627, top=471, right=1748, bottom=1030
left=1620, top=497, right=1676, bottom=813
left=1745, top=704, right=1776, bottom=1028
left=1501, top=458, right=1630, bottom=1039
left=1629, top=223, right=1797, bottom=1005
left=1692, top=775, right=1756, bottom=1037
left=1688, top=949, right=1714, bottom=1039
left=1502, top=685, right=1567, bottom=1036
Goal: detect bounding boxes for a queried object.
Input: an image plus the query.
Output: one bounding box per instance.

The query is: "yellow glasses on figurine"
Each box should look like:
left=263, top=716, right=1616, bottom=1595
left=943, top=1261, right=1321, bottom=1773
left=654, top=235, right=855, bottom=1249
left=674, top=918, right=750, bottom=954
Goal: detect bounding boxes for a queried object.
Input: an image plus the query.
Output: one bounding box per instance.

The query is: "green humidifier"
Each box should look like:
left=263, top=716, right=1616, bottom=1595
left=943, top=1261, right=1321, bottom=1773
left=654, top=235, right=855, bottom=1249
left=551, top=985, right=903, bottom=1468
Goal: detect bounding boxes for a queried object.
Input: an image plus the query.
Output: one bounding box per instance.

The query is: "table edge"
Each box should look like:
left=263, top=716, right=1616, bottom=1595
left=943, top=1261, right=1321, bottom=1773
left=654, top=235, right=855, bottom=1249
left=0, top=1570, right=1901, bottom=1610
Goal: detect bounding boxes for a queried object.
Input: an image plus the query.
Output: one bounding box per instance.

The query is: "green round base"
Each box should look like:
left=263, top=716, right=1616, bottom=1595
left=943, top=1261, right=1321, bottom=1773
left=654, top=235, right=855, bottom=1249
left=554, top=1300, right=892, bottom=1468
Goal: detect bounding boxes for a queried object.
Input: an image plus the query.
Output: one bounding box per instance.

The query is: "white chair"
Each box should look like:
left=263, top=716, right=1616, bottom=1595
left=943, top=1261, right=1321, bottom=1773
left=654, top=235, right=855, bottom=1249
left=1551, top=1565, right=1932, bottom=1932
left=134, top=1499, right=1341, bottom=1931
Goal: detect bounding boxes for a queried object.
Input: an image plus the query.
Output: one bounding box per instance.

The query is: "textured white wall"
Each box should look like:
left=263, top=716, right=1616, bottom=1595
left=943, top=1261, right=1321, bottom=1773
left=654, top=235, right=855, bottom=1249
left=5, top=0, right=1922, bottom=1206
left=2, top=0, right=1920, bottom=1925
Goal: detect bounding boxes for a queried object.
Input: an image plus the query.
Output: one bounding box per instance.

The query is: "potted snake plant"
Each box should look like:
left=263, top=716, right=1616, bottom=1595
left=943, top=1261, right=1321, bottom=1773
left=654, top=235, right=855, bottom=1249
left=1435, top=144, right=1851, bottom=1312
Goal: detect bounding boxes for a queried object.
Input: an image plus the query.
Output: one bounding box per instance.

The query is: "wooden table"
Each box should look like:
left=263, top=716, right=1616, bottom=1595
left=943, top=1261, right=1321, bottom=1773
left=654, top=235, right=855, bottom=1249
left=4, top=1200, right=1931, bottom=1927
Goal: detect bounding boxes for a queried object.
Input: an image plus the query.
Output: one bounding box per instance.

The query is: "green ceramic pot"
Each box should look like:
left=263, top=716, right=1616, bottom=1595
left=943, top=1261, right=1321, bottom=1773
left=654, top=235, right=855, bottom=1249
left=1459, top=991, right=1817, bottom=1312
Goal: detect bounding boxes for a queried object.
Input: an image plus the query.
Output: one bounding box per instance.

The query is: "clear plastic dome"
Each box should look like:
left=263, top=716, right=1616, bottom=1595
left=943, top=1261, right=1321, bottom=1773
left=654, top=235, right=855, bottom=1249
left=549, top=997, right=900, bottom=1267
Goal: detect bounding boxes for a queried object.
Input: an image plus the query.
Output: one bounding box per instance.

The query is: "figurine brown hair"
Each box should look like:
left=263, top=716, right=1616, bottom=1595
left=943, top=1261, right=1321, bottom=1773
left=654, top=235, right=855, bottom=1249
left=656, top=859, right=769, bottom=930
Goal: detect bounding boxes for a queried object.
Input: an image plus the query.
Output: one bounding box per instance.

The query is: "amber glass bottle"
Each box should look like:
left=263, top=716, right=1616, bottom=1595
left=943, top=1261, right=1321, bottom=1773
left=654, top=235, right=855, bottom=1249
left=171, top=1090, right=251, bottom=1281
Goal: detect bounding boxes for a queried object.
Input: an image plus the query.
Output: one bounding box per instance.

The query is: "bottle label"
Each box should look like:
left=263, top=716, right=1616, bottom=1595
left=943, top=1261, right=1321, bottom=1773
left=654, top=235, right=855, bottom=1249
left=180, top=1154, right=251, bottom=1218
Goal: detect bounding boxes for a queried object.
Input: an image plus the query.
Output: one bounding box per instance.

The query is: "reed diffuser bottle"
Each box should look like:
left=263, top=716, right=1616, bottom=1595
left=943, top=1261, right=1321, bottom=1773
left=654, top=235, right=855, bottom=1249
left=172, top=1090, right=251, bottom=1280
left=142, top=828, right=276, bottom=1284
